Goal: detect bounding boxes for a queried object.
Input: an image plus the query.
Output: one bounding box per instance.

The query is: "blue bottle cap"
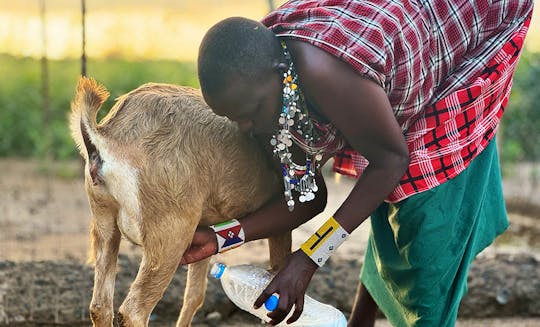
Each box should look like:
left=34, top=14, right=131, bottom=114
left=264, top=294, right=279, bottom=311
left=210, top=262, right=226, bottom=279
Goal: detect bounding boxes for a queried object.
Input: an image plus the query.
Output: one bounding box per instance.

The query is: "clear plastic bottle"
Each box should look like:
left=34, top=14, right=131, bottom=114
left=210, top=262, right=347, bottom=327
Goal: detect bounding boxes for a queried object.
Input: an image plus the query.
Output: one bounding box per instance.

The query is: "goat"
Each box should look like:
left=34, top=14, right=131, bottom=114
left=69, top=77, right=291, bottom=326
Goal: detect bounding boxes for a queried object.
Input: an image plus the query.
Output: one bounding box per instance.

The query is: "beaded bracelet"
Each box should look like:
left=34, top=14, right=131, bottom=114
left=300, top=217, right=349, bottom=267
left=210, top=219, right=245, bottom=253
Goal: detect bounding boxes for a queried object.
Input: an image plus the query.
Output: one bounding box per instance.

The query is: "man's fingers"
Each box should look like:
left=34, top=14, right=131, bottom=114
left=180, top=247, right=205, bottom=265
left=254, top=287, right=275, bottom=309
left=267, top=295, right=292, bottom=325
left=287, top=298, right=304, bottom=324
left=180, top=252, right=195, bottom=265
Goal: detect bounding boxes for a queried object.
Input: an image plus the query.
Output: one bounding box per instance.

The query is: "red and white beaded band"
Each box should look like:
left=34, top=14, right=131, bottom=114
left=210, top=219, right=245, bottom=253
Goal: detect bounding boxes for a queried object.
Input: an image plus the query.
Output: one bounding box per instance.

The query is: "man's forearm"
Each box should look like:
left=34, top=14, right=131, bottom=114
left=334, top=153, right=409, bottom=233
left=241, top=173, right=328, bottom=242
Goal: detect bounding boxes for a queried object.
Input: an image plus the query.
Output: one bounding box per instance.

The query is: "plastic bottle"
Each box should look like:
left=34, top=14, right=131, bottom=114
left=210, top=262, right=347, bottom=327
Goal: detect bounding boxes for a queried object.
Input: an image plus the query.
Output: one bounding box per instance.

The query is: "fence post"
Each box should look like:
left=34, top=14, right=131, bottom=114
left=267, top=0, right=275, bottom=11
left=81, top=0, right=87, bottom=77
left=39, top=0, right=52, bottom=205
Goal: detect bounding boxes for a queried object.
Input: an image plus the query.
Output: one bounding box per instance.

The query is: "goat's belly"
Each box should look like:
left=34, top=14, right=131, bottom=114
left=100, top=152, right=143, bottom=245
left=118, top=211, right=143, bottom=245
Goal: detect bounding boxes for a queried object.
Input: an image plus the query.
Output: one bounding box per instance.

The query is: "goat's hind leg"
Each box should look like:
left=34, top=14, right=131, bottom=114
left=88, top=212, right=121, bottom=327
left=117, top=215, right=199, bottom=327
left=176, top=233, right=291, bottom=327
left=176, top=258, right=211, bottom=327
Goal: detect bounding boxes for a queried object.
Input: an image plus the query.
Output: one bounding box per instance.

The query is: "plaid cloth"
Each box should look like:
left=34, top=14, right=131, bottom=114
left=262, top=0, right=533, bottom=202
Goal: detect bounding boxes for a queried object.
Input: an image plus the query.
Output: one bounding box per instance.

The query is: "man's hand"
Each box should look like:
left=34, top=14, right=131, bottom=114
left=254, top=250, right=318, bottom=325
left=180, top=226, right=217, bottom=265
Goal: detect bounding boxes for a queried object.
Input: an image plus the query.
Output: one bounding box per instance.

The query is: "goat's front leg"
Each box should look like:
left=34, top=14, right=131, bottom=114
left=176, top=257, right=211, bottom=327
left=89, top=217, right=122, bottom=327
left=118, top=216, right=198, bottom=327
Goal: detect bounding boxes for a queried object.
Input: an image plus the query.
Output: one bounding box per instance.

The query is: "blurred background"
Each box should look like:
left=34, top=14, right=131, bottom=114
left=0, top=0, right=539, bottom=326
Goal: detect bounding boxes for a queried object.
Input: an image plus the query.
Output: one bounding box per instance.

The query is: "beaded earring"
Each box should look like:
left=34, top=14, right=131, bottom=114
left=271, top=41, right=323, bottom=212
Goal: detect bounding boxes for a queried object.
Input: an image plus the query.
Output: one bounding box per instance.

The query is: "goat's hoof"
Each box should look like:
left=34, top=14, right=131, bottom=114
left=89, top=303, right=113, bottom=327
left=116, top=312, right=127, bottom=327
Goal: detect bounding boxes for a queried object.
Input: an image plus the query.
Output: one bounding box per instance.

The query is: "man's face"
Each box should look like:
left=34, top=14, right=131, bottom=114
left=204, top=71, right=282, bottom=135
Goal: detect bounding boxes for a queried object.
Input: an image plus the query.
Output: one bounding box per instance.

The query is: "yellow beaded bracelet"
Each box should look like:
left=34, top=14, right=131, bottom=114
left=300, top=217, right=350, bottom=267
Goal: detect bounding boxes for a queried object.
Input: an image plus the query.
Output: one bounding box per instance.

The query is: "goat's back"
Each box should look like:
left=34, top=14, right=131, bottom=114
left=95, top=83, right=280, bottom=223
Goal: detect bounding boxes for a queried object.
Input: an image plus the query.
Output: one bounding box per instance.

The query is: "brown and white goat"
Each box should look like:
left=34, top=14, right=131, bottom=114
left=69, top=77, right=291, bottom=327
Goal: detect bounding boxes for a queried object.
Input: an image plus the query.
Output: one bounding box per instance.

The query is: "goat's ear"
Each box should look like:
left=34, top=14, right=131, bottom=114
left=80, top=121, right=103, bottom=186
left=89, top=151, right=104, bottom=186
left=80, top=121, right=96, bottom=161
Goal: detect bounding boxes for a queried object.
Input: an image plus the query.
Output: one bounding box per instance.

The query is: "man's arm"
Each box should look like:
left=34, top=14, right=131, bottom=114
left=179, top=170, right=327, bottom=265
left=242, top=171, right=327, bottom=242
left=253, top=40, right=410, bottom=325
left=289, top=39, right=410, bottom=233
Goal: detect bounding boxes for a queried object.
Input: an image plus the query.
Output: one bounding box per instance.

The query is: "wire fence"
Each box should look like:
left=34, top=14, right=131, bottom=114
left=0, top=256, right=230, bottom=326
left=0, top=253, right=539, bottom=326
left=0, top=261, right=93, bottom=325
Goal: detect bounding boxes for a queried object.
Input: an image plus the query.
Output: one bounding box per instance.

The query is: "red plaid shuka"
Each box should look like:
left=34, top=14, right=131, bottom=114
left=262, top=0, right=533, bottom=202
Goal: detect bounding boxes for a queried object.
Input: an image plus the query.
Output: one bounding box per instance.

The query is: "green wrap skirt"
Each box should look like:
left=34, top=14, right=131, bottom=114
left=361, top=139, right=508, bottom=326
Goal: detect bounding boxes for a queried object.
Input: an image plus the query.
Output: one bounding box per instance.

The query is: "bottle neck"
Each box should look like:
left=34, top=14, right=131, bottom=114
left=210, top=262, right=226, bottom=279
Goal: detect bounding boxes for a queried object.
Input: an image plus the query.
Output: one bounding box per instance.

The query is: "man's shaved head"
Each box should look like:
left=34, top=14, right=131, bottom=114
left=197, top=17, right=283, bottom=97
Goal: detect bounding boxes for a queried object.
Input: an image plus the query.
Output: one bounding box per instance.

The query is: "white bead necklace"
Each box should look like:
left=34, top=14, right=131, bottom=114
left=271, top=41, right=323, bottom=212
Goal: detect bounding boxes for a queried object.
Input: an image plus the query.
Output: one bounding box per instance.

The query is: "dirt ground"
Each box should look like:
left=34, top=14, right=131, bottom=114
left=0, top=158, right=539, bottom=326
left=189, top=318, right=540, bottom=327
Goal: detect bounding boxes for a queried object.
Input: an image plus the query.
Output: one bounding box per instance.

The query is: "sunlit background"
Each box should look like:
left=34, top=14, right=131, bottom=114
left=1, top=0, right=539, bottom=290
left=0, top=0, right=539, bottom=159
left=2, top=0, right=540, bottom=60
left=0, top=1, right=539, bottom=326
left=1, top=0, right=289, bottom=60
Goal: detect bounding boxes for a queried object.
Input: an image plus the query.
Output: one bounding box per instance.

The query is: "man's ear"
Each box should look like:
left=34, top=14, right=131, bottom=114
left=272, top=61, right=288, bottom=74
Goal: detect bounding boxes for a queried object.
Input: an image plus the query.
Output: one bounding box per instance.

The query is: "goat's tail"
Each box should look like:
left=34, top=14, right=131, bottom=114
left=69, top=76, right=110, bottom=161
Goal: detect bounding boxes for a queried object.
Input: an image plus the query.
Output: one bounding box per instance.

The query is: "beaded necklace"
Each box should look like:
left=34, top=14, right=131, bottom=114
left=271, top=41, right=324, bottom=212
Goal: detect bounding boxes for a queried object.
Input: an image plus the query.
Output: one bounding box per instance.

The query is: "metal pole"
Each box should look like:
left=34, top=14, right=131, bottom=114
left=81, top=0, right=87, bottom=76
left=40, top=0, right=49, bottom=141
left=39, top=0, right=50, bottom=162
left=39, top=0, right=52, bottom=248
left=267, top=0, right=275, bottom=12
